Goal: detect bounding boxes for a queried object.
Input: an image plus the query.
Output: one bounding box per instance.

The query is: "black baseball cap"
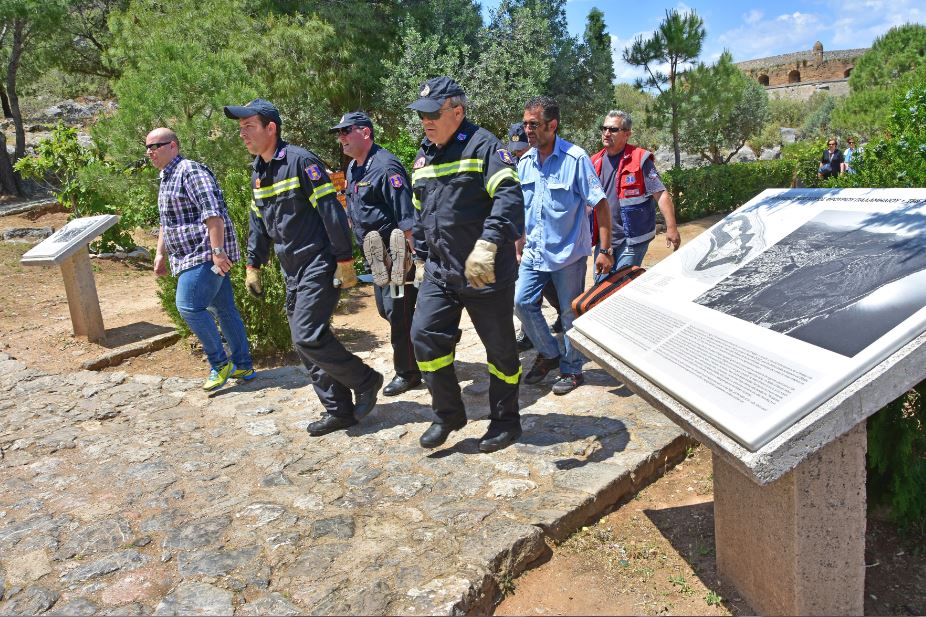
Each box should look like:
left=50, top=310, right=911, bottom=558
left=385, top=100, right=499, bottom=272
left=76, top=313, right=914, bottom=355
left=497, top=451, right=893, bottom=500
left=223, top=99, right=282, bottom=126
left=507, top=122, right=529, bottom=152
left=329, top=111, right=374, bottom=132
left=407, top=76, right=466, bottom=113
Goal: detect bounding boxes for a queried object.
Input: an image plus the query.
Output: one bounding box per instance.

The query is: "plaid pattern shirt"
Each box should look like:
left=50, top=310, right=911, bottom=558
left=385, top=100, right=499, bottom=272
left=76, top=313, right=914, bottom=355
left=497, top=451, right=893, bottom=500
left=158, top=155, right=240, bottom=274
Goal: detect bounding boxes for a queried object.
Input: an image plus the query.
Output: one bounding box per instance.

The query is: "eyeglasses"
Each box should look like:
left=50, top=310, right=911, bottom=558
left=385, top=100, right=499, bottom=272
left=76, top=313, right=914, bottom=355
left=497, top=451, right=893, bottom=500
left=335, top=126, right=357, bottom=136
left=522, top=121, right=546, bottom=130
left=145, top=141, right=171, bottom=151
left=848, top=141, right=855, bottom=144
left=601, top=126, right=628, bottom=134
left=417, top=106, right=450, bottom=121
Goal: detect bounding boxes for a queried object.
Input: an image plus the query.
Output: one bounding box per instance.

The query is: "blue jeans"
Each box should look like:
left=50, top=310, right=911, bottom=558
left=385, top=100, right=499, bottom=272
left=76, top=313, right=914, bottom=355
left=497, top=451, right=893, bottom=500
left=175, top=261, right=252, bottom=371
left=595, top=239, right=651, bottom=283
left=514, top=256, right=587, bottom=375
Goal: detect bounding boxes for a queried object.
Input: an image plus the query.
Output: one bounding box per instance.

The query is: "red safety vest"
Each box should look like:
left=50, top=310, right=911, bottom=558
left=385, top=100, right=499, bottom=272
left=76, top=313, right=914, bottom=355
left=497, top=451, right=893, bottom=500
left=590, top=145, right=657, bottom=246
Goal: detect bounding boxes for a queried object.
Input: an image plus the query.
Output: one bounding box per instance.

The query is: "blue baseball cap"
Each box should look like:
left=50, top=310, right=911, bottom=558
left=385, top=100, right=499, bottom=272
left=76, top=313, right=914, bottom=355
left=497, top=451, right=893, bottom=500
left=407, top=76, right=466, bottom=113
left=329, top=111, right=374, bottom=132
left=507, top=122, right=529, bottom=152
left=223, top=99, right=282, bottom=126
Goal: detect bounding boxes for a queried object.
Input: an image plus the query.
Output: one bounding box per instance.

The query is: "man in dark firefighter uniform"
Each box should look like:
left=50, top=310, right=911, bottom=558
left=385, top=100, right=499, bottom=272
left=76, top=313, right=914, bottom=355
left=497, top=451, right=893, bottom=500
left=329, top=111, right=421, bottom=396
left=224, top=99, right=383, bottom=436
left=407, top=77, right=525, bottom=453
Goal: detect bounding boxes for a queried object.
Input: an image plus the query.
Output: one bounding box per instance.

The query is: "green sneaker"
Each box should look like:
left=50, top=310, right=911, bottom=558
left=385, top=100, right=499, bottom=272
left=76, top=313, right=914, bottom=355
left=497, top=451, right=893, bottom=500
left=232, top=367, right=257, bottom=381
left=203, top=361, right=235, bottom=391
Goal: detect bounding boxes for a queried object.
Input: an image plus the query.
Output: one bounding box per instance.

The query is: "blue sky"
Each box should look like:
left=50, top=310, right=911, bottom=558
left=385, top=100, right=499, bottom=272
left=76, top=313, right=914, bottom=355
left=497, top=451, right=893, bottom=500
left=483, top=0, right=924, bottom=82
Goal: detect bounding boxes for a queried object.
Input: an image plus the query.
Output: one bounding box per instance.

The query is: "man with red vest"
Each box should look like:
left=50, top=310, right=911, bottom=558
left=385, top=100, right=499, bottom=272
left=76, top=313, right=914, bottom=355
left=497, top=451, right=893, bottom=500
left=591, top=110, right=680, bottom=277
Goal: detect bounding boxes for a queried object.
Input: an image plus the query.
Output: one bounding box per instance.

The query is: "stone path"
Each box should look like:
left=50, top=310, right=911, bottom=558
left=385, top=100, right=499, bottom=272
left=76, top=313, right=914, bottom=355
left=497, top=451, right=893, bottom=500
left=0, top=321, right=688, bottom=615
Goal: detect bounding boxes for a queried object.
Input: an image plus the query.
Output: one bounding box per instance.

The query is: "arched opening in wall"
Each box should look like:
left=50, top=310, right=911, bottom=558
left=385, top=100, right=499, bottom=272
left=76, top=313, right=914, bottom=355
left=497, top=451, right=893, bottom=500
left=844, top=67, right=853, bottom=78
left=758, top=74, right=769, bottom=86
left=788, top=70, right=801, bottom=83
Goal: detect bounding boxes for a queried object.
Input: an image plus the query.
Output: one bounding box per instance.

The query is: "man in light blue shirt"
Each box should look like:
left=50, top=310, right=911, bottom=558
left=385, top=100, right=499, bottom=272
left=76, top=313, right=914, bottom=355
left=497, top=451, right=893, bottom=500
left=514, top=96, right=612, bottom=395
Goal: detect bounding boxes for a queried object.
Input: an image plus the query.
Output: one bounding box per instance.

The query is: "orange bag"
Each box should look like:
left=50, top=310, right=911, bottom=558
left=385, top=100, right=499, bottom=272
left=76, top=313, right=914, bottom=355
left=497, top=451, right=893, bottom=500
left=571, top=265, right=645, bottom=317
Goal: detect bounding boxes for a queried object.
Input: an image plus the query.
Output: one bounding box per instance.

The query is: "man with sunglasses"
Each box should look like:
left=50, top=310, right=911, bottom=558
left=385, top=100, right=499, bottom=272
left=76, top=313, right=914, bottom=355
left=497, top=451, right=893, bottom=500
left=148, top=127, right=255, bottom=392
left=591, top=110, right=680, bottom=276
left=224, top=99, right=383, bottom=436
left=407, top=76, right=524, bottom=453
left=329, top=111, right=422, bottom=397
left=515, top=96, right=612, bottom=396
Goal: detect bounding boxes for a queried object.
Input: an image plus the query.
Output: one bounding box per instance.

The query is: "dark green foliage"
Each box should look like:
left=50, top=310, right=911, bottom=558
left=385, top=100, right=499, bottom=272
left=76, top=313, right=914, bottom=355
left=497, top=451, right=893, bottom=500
left=156, top=170, right=294, bottom=355
left=867, top=383, right=926, bottom=529
left=662, top=160, right=794, bottom=221
left=781, top=138, right=829, bottom=188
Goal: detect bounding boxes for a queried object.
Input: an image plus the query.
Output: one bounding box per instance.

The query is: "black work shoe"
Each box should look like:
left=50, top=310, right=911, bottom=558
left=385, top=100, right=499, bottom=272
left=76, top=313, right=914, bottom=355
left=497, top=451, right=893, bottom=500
left=516, top=330, right=534, bottom=352
left=552, top=373, right=584, bottom=395
left=307, top=414, right=357, bottom=436
left=419, top=421, right=466, bottom=449
left=353, top=371, right=384, bottom=419
left=478, top=425, right=523, bottom=453
left=550, top=316, right=563, bottom=334
left=524, top=354, right=560, bottom=385
left=383, top=374, right=422, bottom=396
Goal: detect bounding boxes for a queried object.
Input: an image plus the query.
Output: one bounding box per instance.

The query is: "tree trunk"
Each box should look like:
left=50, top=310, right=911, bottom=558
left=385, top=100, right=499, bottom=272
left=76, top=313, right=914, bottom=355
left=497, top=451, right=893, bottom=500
left=0, top=84, right=11, bottom=119
left=8, top=19, right=26, bottom=162
left=0, top=131, right=21, bottom=196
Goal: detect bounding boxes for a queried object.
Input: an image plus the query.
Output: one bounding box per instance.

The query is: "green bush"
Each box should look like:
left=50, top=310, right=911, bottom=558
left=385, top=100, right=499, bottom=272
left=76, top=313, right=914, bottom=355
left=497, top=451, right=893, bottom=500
left=781, top=138, right=830, bottom=188
left=157, top=169, right=294, bottom=355
left=662, top=159, right=794, bottom=221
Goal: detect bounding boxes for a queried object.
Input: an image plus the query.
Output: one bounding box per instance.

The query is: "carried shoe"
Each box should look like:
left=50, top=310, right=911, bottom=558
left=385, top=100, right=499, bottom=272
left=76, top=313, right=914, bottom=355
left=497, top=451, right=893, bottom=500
left=516, top=330, right=534, bottom=352
left=550, top=316, right=563, bottom=334
left=307, top=414, right=357, bottom=436
left=552, top=373, right=584, bottom=395
left=523, top=354, right=560, bottom=385
left=478, top=425, right=523, bottom=453
left=362, top=232, right=390, bottom=287
left=383, top=374, right=422, bottom=397
left=419, top=420, right=466, bottom=449
left=231, top=367, right=257, bottom=381
left=353, top=371, right=384, bottom=419
left=388, top=228, right=410, bottom=287
left=203, top=361, right=235, bottom=391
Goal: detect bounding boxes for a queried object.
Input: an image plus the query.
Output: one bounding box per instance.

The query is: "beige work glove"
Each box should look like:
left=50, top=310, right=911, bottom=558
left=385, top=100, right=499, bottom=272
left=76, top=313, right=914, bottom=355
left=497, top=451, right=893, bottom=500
left=334, top=260, right=358, bottom=289
left=414, top=259, right=426, bottom=287
left=464, top=239, right=497, bottom=289
left=245, top=266, right=263, bottom=297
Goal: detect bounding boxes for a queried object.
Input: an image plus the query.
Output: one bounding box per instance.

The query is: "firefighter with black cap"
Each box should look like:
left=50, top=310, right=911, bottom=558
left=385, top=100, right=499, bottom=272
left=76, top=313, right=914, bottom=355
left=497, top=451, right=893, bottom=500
left=223, top=98, right=383, bottom=436
left=329, top=111, right=421, bottom=397
left=407, top=77, right=525, bottom=453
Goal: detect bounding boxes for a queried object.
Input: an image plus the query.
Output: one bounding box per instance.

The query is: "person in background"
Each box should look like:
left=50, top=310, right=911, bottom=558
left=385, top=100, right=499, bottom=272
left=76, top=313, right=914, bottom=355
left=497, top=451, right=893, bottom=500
left=842, top=137, right=857, bottom=175
left=148, top=127, right=255, bottom=392
left=819, top=137, right=844, bottom=180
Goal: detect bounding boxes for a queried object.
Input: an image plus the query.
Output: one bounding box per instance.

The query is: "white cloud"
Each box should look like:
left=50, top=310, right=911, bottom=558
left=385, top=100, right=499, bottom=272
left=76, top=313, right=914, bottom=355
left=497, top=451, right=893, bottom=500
left=744, top=9, right=763, bottom=25
left=715, top=11, right=826, bottom=61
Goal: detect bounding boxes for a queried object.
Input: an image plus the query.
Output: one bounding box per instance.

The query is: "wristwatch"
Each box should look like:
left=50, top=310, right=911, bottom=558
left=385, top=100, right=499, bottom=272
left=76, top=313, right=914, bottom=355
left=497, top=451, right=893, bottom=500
left=599, top=246, right=614, bottom=256
left=212, top=247, right=226, bottom=256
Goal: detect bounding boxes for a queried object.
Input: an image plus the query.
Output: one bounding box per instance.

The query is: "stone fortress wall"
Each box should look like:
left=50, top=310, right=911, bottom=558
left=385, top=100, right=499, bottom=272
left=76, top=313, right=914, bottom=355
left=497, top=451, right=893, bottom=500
left=735, top=42, right=867, bottom=101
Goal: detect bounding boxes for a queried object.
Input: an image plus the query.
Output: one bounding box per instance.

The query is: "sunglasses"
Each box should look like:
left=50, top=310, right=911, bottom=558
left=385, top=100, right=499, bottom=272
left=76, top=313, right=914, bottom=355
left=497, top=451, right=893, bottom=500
left=145, top=141, right=171, bottom=151
left=601, top=126, right=628, bottom=134
left=334, top=126, right=358, bottom=136
left=417, top=106, right=451, bottom=121
left=522, top=121, right=546, bottom=130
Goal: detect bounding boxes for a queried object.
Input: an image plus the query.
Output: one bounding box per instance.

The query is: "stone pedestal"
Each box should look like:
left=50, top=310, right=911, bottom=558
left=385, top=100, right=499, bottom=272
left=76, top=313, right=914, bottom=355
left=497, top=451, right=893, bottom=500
left=59, top=246, right=106, bottom=343
left=713, top=423, right=867, bottom=615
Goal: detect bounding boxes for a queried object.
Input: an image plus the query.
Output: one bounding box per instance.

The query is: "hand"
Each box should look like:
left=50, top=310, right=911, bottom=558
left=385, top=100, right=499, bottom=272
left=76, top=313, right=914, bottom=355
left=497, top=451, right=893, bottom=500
left=154, top=253, right=168, bottom=277
left=334, top=260, right=357, bottom=289
left=212, top=253, right=232, bottom=276
left=414, top=259, right=425, bottom=286
left=464, top=239, right=497, bottom=289
left=665, top=226, right=681, bottom=251
left=245, top=266, right=263, bottom=297
left=515, top=237, right=525, bottom=264
left=594, top=252, right=613, bottom=275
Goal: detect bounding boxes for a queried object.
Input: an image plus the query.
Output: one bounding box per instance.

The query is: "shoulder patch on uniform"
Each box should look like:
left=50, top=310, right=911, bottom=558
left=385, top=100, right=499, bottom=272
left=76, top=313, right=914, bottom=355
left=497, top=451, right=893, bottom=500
left=624, top=173, right=636, bottom=185
left=413, top=156, right=426, bottom=170
left=648, top=169, right=659, bottom=179
left=389, top=174, right=404, bottom=189
left=456, top=133, right=467, bottom=141
left=497, top=149, right=515, bottom=165
left=306, top=165, right=322, bottom=181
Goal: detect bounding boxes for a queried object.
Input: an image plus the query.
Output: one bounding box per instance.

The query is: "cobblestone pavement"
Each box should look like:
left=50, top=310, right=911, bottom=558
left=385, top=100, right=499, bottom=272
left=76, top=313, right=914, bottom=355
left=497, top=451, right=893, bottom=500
left=0, top=320, right=688, bottom=615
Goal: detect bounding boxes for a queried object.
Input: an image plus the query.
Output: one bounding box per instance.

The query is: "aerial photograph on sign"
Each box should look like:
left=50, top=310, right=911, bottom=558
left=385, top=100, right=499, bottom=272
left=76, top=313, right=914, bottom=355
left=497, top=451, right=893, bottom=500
left=695, top=209, right=926, bottom=357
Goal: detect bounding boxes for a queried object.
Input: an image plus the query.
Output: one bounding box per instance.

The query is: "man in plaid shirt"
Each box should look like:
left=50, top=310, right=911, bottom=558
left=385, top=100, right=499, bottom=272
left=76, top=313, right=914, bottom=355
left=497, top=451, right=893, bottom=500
left=148, top=127, right=255, bottom=391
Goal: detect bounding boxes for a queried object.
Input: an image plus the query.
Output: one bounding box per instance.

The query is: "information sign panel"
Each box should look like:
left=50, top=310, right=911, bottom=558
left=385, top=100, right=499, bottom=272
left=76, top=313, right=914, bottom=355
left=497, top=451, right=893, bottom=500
left=572, top=188, right=926, bottom=451
left=21, top=215, right=119, bottom=266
